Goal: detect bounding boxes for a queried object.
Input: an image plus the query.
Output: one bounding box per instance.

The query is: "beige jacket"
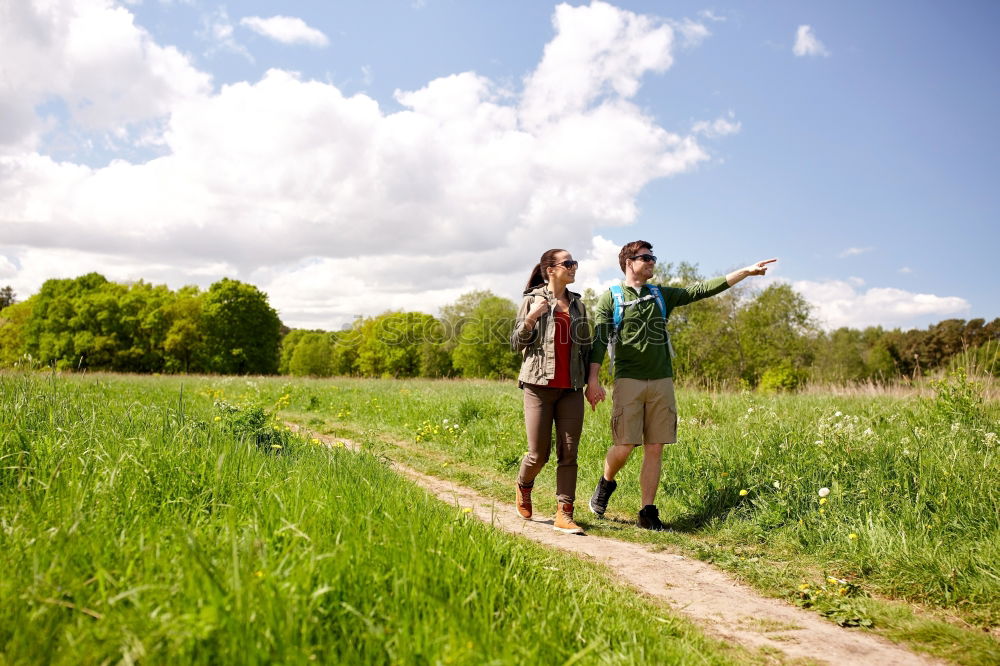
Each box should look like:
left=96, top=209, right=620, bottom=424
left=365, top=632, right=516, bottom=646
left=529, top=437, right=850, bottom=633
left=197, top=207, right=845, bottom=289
left=510, top=286, right=592, bottom=389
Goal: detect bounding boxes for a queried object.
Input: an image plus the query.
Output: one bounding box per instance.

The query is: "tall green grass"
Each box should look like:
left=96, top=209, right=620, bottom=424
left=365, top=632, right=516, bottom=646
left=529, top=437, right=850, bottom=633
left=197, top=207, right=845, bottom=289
left=242, top=373, right=999, bottom=630
left=1, top=373, right=740, bottom=664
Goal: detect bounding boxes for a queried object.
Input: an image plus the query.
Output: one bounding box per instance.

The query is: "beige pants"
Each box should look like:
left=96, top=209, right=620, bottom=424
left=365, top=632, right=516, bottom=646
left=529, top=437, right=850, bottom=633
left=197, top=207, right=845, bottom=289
left=517, top=385, right=584, bottom=504
left=611, top=377, right=678, bottom=446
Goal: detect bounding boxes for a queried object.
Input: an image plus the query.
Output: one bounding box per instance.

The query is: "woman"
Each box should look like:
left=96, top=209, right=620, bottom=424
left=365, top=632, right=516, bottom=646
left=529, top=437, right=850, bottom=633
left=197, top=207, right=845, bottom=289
left=510, top=249, right=592, bottom=534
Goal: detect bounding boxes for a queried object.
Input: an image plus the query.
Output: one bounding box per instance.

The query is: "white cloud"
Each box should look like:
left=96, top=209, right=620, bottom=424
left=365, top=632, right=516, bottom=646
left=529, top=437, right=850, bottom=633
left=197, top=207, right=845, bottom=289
left=838, top=246, right=872, bottom=258
left=240, top=15, right=329, bottom=47
left=0, top=1, right=726, bottom=329
left=0, top=244, right=235, bottom=298
left=847, top=276, right=864, bottom=287
left=0, top=255, right=17, bottom=278
left=202, top=7, right=253, bottom=62
left=698, top=10, right=726, bottom=23
left=793, top=25, right=830, bottom=58
left=793, top=279, right=969, bottom=329
left=520, top=1, right=675, bottom=129
left=692, top=112, right=741, bottom=138
left=573, top=235, right=623, bottom=294
left=898, top=266, right=913, bottom=274
left=0, top=0, right=211, bottom=153
left=670, top=18, right=710, bottom=48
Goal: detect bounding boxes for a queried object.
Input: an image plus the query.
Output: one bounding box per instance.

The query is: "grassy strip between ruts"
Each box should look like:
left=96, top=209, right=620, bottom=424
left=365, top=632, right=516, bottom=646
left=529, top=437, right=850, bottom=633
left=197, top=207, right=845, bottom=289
left=250, top=374, right=999, bottom=666
left=2, top=372, right=753, bottom=665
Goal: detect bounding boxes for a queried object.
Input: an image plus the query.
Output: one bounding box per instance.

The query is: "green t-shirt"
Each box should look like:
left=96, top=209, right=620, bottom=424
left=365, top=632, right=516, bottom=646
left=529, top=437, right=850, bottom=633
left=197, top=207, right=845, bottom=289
left=589, top=277, right=730, bottom=380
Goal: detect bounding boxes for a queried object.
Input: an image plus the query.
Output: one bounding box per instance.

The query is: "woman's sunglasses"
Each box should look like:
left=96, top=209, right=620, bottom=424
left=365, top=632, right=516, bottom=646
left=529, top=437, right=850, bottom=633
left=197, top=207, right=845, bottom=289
left=555, top=260, right=579, bottom=269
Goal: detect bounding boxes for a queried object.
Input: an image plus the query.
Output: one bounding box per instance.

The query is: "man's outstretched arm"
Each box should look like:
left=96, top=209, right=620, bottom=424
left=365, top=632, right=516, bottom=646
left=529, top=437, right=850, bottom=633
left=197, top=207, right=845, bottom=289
left=726, top=258, right=777, bottom=286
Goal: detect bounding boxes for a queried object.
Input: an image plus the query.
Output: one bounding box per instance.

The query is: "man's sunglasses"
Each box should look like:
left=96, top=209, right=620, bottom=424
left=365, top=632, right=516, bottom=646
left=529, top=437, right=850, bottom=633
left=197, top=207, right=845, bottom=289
left=630, top=254, right=657, bottom=263
left=555, top=260, right=579, bottom=269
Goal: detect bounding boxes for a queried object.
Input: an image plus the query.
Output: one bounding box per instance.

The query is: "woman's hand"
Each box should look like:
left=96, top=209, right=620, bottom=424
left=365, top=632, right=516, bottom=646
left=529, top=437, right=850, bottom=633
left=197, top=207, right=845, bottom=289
left=585, top=383, right=606, bottom=411
left=525, top=298, right=550, bottom=327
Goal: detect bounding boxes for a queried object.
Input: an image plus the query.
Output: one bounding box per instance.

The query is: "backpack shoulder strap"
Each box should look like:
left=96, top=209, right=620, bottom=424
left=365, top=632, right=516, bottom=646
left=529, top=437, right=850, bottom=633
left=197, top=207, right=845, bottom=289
left=646, top=285, right=675, bottom=359
left=647, top=284, right=667, bottom=319
left=609, top=284, right=626, bottom=330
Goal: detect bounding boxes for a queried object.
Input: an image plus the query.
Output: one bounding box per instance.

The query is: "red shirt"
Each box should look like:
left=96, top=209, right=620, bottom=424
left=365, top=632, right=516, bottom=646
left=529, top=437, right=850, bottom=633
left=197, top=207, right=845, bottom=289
left=548, top=310, right=572, bottom=388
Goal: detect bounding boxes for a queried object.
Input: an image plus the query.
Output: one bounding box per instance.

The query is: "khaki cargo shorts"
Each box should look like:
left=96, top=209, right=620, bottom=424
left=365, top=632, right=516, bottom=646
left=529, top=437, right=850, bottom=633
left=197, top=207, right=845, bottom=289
left=611, top=377, right=678, bottom=446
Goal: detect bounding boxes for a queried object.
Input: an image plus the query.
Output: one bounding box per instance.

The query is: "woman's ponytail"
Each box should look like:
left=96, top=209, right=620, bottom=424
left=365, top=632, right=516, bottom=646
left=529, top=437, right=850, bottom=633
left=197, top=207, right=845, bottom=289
left=524, top=263, right=546, bottom=291
left=523, top=249, right=566, bottom=292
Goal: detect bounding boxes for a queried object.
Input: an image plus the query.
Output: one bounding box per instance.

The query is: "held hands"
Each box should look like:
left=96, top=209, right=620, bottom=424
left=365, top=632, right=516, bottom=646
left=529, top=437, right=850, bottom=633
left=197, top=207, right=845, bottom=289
left=585, top=382, right=606, bottom=411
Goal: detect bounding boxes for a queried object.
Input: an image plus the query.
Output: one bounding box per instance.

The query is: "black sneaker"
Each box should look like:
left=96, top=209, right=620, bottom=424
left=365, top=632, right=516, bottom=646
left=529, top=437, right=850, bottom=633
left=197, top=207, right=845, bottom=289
left=589, top=477, right=617, bottom=517
left=638, top=505, right=666, bottom=531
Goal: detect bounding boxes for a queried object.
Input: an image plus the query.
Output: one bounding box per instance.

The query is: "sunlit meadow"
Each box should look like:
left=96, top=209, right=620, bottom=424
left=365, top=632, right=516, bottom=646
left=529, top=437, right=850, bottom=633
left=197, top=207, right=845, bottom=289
left=3, top=369, right=998, bottom=663
left=1, top=371, right=742, bottom=665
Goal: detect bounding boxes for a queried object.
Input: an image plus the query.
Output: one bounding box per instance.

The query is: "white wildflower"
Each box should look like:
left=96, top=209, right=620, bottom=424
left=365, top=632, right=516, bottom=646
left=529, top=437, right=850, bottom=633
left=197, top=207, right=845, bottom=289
left=443, top=418, right=449, bottom=424
left=950, top=423, right=960, bottom=433
left=773, top=480, right=781, bottom=489
left=818, top=487, right=830, bottom=498
left=834, top=411, right=843, bottom=417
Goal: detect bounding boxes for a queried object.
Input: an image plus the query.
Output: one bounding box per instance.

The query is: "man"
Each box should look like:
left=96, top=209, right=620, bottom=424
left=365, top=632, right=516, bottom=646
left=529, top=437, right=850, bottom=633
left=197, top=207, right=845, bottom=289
left=585, top=240, right=775, bottom=530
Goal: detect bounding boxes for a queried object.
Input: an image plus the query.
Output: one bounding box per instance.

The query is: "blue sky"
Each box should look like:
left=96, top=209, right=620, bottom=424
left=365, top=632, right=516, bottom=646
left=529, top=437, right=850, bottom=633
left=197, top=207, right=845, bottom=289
left=1, top=0, right=997, bottom=330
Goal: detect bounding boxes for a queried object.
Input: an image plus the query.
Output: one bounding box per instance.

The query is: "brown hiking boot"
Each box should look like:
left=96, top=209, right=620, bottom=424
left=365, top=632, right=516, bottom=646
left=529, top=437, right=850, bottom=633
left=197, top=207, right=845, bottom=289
left=553, top=503, right=585, bottom=535
left=516, top=483, right=533, bottom=519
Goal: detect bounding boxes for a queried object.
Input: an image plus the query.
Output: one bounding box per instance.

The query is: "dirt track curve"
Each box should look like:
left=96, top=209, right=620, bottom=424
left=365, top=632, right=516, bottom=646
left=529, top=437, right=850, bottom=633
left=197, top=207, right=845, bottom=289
left=288, top=423, right=941, bottom=665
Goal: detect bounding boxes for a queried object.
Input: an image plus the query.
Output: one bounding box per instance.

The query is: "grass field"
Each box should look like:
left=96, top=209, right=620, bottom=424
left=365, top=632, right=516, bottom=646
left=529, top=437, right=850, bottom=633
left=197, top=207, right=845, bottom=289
left=259, top=371, right=1000, bottom=663
left=4, top=371, right=999, bottom=663
left=2, top=372, right=748, bottom=665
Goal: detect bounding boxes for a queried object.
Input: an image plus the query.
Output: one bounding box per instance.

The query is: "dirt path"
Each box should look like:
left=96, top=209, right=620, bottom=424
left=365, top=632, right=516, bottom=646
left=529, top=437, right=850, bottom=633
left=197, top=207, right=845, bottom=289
left=289, top=423, right=941, bottom=665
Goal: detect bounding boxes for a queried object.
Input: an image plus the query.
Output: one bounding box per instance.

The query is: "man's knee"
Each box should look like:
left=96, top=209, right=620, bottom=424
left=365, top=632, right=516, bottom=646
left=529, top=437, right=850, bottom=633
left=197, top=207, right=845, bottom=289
left=609, top=442, right=636, bottom=454
left=642, top=443, right=665, bottom=457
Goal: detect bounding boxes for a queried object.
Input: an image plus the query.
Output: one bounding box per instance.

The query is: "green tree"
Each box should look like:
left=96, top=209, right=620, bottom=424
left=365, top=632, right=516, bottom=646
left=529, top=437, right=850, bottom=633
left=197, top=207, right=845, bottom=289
left=0, top=286, right=15, bottom=311
left=289, top=332, right=333, bottom=377
left=580, top=288, right=600, bottom=316
left=356, top=312, right=441, bottom=378
left=202, top=278, right=282, bottom=374
left=278, top=329, right=309, bottom=374
left=438, top=289, right=493, bottom=373
left=163, top=287, right=206, bottom=373
left=330, top=326, right=361, bottom=376
left=115, top=281, right=176, bottom=372
left=24, top=273, right=113, bottom=369
left=735, top=284, right=815, bottom=387
left=452, top=295, right=519, bottom=379
left=812, top=327, right=866, bottom=383
left=0, top=299, right=32, bottom=367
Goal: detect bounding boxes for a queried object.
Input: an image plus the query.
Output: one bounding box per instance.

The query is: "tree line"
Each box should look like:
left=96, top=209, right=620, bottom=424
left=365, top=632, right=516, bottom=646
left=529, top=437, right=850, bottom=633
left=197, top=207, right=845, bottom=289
left=1, top=269, right=996, bottom=386
left=0, top=274, right=281, bottom=374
